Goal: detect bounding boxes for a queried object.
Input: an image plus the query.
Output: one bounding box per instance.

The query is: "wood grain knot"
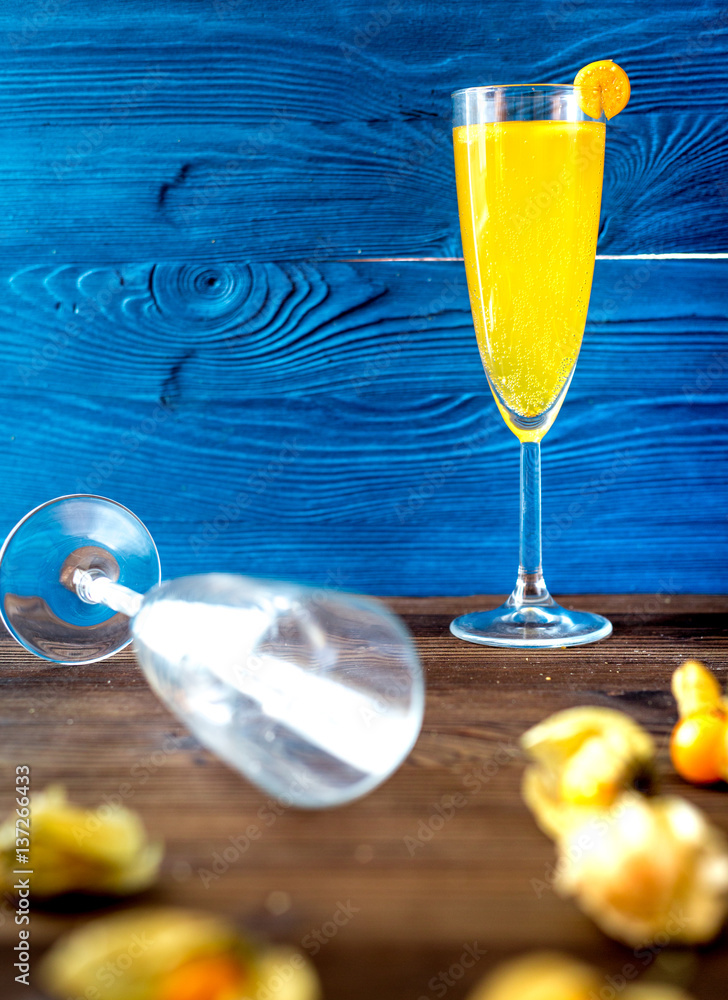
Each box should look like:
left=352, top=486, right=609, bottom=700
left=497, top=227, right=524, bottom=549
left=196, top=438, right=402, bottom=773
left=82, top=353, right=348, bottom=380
left=148, top=263, right=254, bottom=333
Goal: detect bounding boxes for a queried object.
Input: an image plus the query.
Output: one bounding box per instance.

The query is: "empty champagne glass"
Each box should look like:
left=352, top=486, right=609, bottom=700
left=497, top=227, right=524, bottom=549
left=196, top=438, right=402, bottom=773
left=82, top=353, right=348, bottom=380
left=0, top=495, right=424, bottom=807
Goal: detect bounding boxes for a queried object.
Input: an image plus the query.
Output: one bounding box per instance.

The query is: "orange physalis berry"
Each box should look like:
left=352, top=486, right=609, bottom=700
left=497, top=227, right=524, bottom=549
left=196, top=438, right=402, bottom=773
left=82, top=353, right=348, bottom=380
left=670, top=710, right=727, bottom=785
left=158, top=954, right=247, bottom=1000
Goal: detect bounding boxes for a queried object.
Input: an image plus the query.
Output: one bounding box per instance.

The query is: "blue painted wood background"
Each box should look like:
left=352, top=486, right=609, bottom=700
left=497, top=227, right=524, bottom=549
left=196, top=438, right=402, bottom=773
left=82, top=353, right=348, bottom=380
left=0, top=0, right=726, bottom=595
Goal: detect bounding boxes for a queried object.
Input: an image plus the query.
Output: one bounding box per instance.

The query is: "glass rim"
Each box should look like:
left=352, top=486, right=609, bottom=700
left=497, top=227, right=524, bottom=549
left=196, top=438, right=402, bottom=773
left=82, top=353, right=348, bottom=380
left=452, top=83, right=577, bottom=99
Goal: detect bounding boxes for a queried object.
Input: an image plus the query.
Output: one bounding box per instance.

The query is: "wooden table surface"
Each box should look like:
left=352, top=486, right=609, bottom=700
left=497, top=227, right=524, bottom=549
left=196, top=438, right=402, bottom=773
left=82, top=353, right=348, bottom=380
left=1, top=594, right=727, bottom=999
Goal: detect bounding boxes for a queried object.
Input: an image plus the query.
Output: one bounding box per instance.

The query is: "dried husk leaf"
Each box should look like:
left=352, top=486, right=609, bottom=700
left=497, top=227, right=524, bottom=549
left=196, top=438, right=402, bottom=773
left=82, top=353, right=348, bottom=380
left=0, top=786, right=161, bottom=897
left=521, top=707, right=655, bottom=839
left=39, top=907, right=320, bottom=1000
left=554, top=793, right=728, bottom=947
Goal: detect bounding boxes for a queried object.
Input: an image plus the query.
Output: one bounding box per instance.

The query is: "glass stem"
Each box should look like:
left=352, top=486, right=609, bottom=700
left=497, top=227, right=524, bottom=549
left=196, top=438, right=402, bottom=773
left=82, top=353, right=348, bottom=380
left=510, top=440, right=553, bottom=606
left=74, top=568, right=144, bottom=618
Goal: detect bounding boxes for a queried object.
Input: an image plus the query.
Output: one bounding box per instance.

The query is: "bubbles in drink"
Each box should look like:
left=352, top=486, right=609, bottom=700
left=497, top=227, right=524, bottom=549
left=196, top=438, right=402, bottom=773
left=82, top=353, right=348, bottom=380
left=454, top=120, right=605, bottom=432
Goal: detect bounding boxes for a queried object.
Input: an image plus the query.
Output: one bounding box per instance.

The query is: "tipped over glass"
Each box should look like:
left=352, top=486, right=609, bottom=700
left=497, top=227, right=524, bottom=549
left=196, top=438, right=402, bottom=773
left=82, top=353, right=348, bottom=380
left=0, top=496, right=425, bottom=807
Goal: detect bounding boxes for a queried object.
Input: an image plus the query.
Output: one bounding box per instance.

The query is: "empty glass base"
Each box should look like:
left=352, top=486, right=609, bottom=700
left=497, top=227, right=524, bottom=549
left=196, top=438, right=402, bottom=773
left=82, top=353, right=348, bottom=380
left=450, top=600, right=612, bottom=649
left=0, top=495, right=161, bottom=663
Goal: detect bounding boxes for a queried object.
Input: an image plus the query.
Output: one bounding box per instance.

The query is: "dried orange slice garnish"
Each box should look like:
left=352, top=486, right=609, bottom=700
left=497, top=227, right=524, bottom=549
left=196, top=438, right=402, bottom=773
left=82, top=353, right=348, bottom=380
left=574, top=60, right=630, bottom=120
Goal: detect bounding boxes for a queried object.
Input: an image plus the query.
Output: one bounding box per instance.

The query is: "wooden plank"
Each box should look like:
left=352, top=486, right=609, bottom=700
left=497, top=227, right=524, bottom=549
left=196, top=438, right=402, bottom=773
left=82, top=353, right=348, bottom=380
left=0, top=596, right=727, bottom=998
left=0, top=389, right=724, bottom=594
left=0, top=259, right=725, bottom=595
left=2, top=114, right=726, bottom=261
left=2, top=1, right=724, bottom=117
left=2, top=259, right=726, bottom=399
left=1, top=1, right=727, bottom=260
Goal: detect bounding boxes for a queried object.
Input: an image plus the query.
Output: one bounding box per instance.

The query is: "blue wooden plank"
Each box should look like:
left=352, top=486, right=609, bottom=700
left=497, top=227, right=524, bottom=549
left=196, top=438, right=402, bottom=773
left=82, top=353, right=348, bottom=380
left=0, top=0, right=727, bottom=260
left=0, top=391, right=724, bottom=595
left=1, top=1, right=724, bottom=116
left=0, top=1, right=726, bottom=594
left=2, top=112, right=724, bottom=261
left=2, top=260, right=726, bottom=400
left=0, top=260, right=725, bottom=595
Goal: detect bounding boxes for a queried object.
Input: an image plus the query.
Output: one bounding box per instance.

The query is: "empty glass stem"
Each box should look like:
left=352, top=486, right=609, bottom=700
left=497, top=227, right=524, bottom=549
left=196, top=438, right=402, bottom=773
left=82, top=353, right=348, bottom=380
left=74, top=568, right=144, bottom=618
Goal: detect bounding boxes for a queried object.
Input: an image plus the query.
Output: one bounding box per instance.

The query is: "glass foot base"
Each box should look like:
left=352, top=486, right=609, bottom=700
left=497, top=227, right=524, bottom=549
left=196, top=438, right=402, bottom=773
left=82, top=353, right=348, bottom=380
left=0, top=495, right=161, bottom=663
left=450, top=601, right=612, bottom=649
